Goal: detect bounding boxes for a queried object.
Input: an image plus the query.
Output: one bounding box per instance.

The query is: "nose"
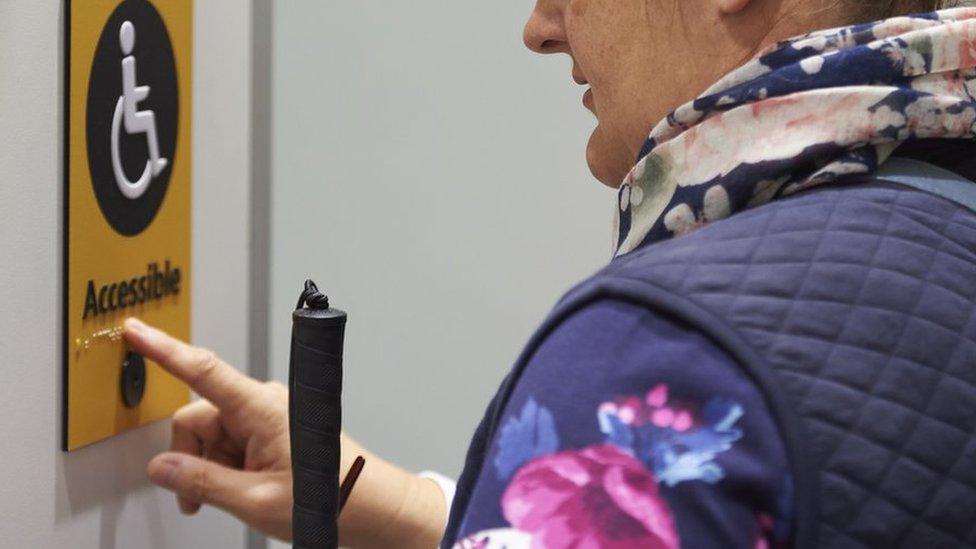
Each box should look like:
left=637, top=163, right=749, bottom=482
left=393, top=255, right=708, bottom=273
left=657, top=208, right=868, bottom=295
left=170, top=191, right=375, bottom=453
left=523, top=1, right=568, bottom=55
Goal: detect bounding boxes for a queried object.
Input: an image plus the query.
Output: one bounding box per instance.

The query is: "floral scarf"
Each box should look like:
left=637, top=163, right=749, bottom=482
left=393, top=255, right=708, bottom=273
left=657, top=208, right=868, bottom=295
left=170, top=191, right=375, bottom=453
left=614, top=8, right=976, bottom=256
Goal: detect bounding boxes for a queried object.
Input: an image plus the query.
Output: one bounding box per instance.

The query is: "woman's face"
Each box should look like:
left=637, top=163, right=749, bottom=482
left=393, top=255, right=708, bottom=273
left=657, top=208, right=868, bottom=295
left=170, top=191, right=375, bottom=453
left=524, top=0, right=804, bottom=187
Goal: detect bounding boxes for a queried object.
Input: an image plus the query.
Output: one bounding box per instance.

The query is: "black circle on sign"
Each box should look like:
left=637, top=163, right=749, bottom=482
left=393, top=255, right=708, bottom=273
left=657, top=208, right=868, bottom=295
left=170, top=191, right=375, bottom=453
left=121, top=351, right=147, bottom=408
left=86, top=0, right=178, bottom=236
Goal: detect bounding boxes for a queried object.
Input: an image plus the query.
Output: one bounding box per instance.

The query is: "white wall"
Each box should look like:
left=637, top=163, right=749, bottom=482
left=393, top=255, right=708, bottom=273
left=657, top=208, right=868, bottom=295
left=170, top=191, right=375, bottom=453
left=0, top=2, right=252, bottom=547
left=269, top=2, right=611, bottom=531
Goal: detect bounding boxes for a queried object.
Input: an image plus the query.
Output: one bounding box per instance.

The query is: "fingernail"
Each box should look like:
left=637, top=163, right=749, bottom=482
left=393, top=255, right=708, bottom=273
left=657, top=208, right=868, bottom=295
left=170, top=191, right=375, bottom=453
left=125, top=317, right=148, bottom=335
left=148, top=454, right=184, bottom=488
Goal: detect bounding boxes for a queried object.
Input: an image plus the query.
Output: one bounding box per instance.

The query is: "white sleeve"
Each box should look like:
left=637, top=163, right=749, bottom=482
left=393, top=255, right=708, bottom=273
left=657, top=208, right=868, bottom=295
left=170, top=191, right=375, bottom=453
left=418, top=470, right=457, bottom=526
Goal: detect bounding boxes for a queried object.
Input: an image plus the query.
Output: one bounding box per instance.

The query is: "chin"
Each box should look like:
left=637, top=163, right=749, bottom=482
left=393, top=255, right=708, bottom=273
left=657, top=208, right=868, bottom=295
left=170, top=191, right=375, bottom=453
left=586, top=128, right=629, bottom=189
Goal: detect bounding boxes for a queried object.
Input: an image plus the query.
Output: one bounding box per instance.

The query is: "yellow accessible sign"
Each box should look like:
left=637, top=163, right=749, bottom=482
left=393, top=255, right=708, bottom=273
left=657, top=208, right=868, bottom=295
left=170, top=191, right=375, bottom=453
left=64, top=0, right=192, bottom=451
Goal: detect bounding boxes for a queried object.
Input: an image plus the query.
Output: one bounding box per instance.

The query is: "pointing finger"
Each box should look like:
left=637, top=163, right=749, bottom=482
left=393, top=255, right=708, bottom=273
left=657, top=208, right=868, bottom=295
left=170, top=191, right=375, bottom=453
left=123, top=317, right=259, bottom=411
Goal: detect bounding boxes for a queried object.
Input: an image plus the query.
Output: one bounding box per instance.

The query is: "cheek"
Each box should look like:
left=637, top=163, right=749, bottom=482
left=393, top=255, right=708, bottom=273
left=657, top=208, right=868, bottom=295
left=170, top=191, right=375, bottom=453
left=566, top=5, right=653, bottom=161
left=567, top=0, right=690, bottom=185
left=565, top=0, right=630, bottom=98
left=567, top=23, right=620, bottom=99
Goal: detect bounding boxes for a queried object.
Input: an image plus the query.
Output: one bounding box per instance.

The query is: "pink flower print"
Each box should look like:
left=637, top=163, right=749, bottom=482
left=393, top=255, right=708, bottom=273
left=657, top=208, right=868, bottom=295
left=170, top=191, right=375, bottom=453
left=649, top=385, right=696, bottom=429
left=501, top=445, right=680, bottom=549
left=651, top=407, right=676, bottom=429
left=650, top=405, right=694, bottom=432
left=672, top=410, right=694, bottom=432
left=643, top=386, right=697, bottom=433
left=663, top=185, right=731, bottom=237
left=617, top=397, right=642, bottom=425
left=601, top=384, right=700, bottom=432
left=598, top=385, right=744, bottom=487
left=645, top=384, right=668, bottom=407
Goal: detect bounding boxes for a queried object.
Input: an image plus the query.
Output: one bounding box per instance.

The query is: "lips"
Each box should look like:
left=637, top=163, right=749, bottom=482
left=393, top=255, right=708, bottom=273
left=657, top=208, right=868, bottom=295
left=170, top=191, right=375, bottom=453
left=573, top=65, right=593, bottom=112
left=573, top=60, right=596, bottom=114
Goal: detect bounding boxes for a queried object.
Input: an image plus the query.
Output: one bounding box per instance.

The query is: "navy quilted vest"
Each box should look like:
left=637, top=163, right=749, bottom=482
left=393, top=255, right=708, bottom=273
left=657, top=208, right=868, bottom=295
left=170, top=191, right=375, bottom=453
left=445, top=160, right=976, bottom=548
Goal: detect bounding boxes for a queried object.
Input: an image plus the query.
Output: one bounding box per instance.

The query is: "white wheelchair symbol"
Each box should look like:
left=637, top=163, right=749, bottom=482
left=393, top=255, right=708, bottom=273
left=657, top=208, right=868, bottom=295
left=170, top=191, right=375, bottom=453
left=111, top=20, right=168, bottom=200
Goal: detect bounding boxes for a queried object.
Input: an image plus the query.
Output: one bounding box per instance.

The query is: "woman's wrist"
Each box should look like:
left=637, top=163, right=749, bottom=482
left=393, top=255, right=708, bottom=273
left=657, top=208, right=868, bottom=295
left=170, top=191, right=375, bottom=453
left=337, top=434, right=447, bottom=548
left=397, top=473, right=448, bottom=548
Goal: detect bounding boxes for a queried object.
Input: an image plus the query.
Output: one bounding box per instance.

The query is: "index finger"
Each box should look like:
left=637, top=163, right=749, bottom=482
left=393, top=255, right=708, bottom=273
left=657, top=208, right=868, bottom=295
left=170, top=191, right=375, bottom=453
left=123, top=317, right=260, bottom=411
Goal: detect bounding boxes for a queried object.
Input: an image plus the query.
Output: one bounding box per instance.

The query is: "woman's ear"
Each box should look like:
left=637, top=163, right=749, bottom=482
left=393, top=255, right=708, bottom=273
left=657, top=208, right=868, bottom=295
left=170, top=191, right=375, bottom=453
left=715, top=0, right=752, bottom=15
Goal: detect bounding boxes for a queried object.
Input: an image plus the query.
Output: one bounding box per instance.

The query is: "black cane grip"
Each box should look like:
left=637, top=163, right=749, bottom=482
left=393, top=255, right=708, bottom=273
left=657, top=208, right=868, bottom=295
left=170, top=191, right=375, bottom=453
left=290, top=281, right=346, bottom=549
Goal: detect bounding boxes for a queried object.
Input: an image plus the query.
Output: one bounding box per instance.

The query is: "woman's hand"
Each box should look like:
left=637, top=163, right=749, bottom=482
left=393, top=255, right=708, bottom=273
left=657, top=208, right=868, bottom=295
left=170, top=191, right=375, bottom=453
left=124, top=318, right=448, bottom=548
left=124, top=317, right=293, bottom=539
